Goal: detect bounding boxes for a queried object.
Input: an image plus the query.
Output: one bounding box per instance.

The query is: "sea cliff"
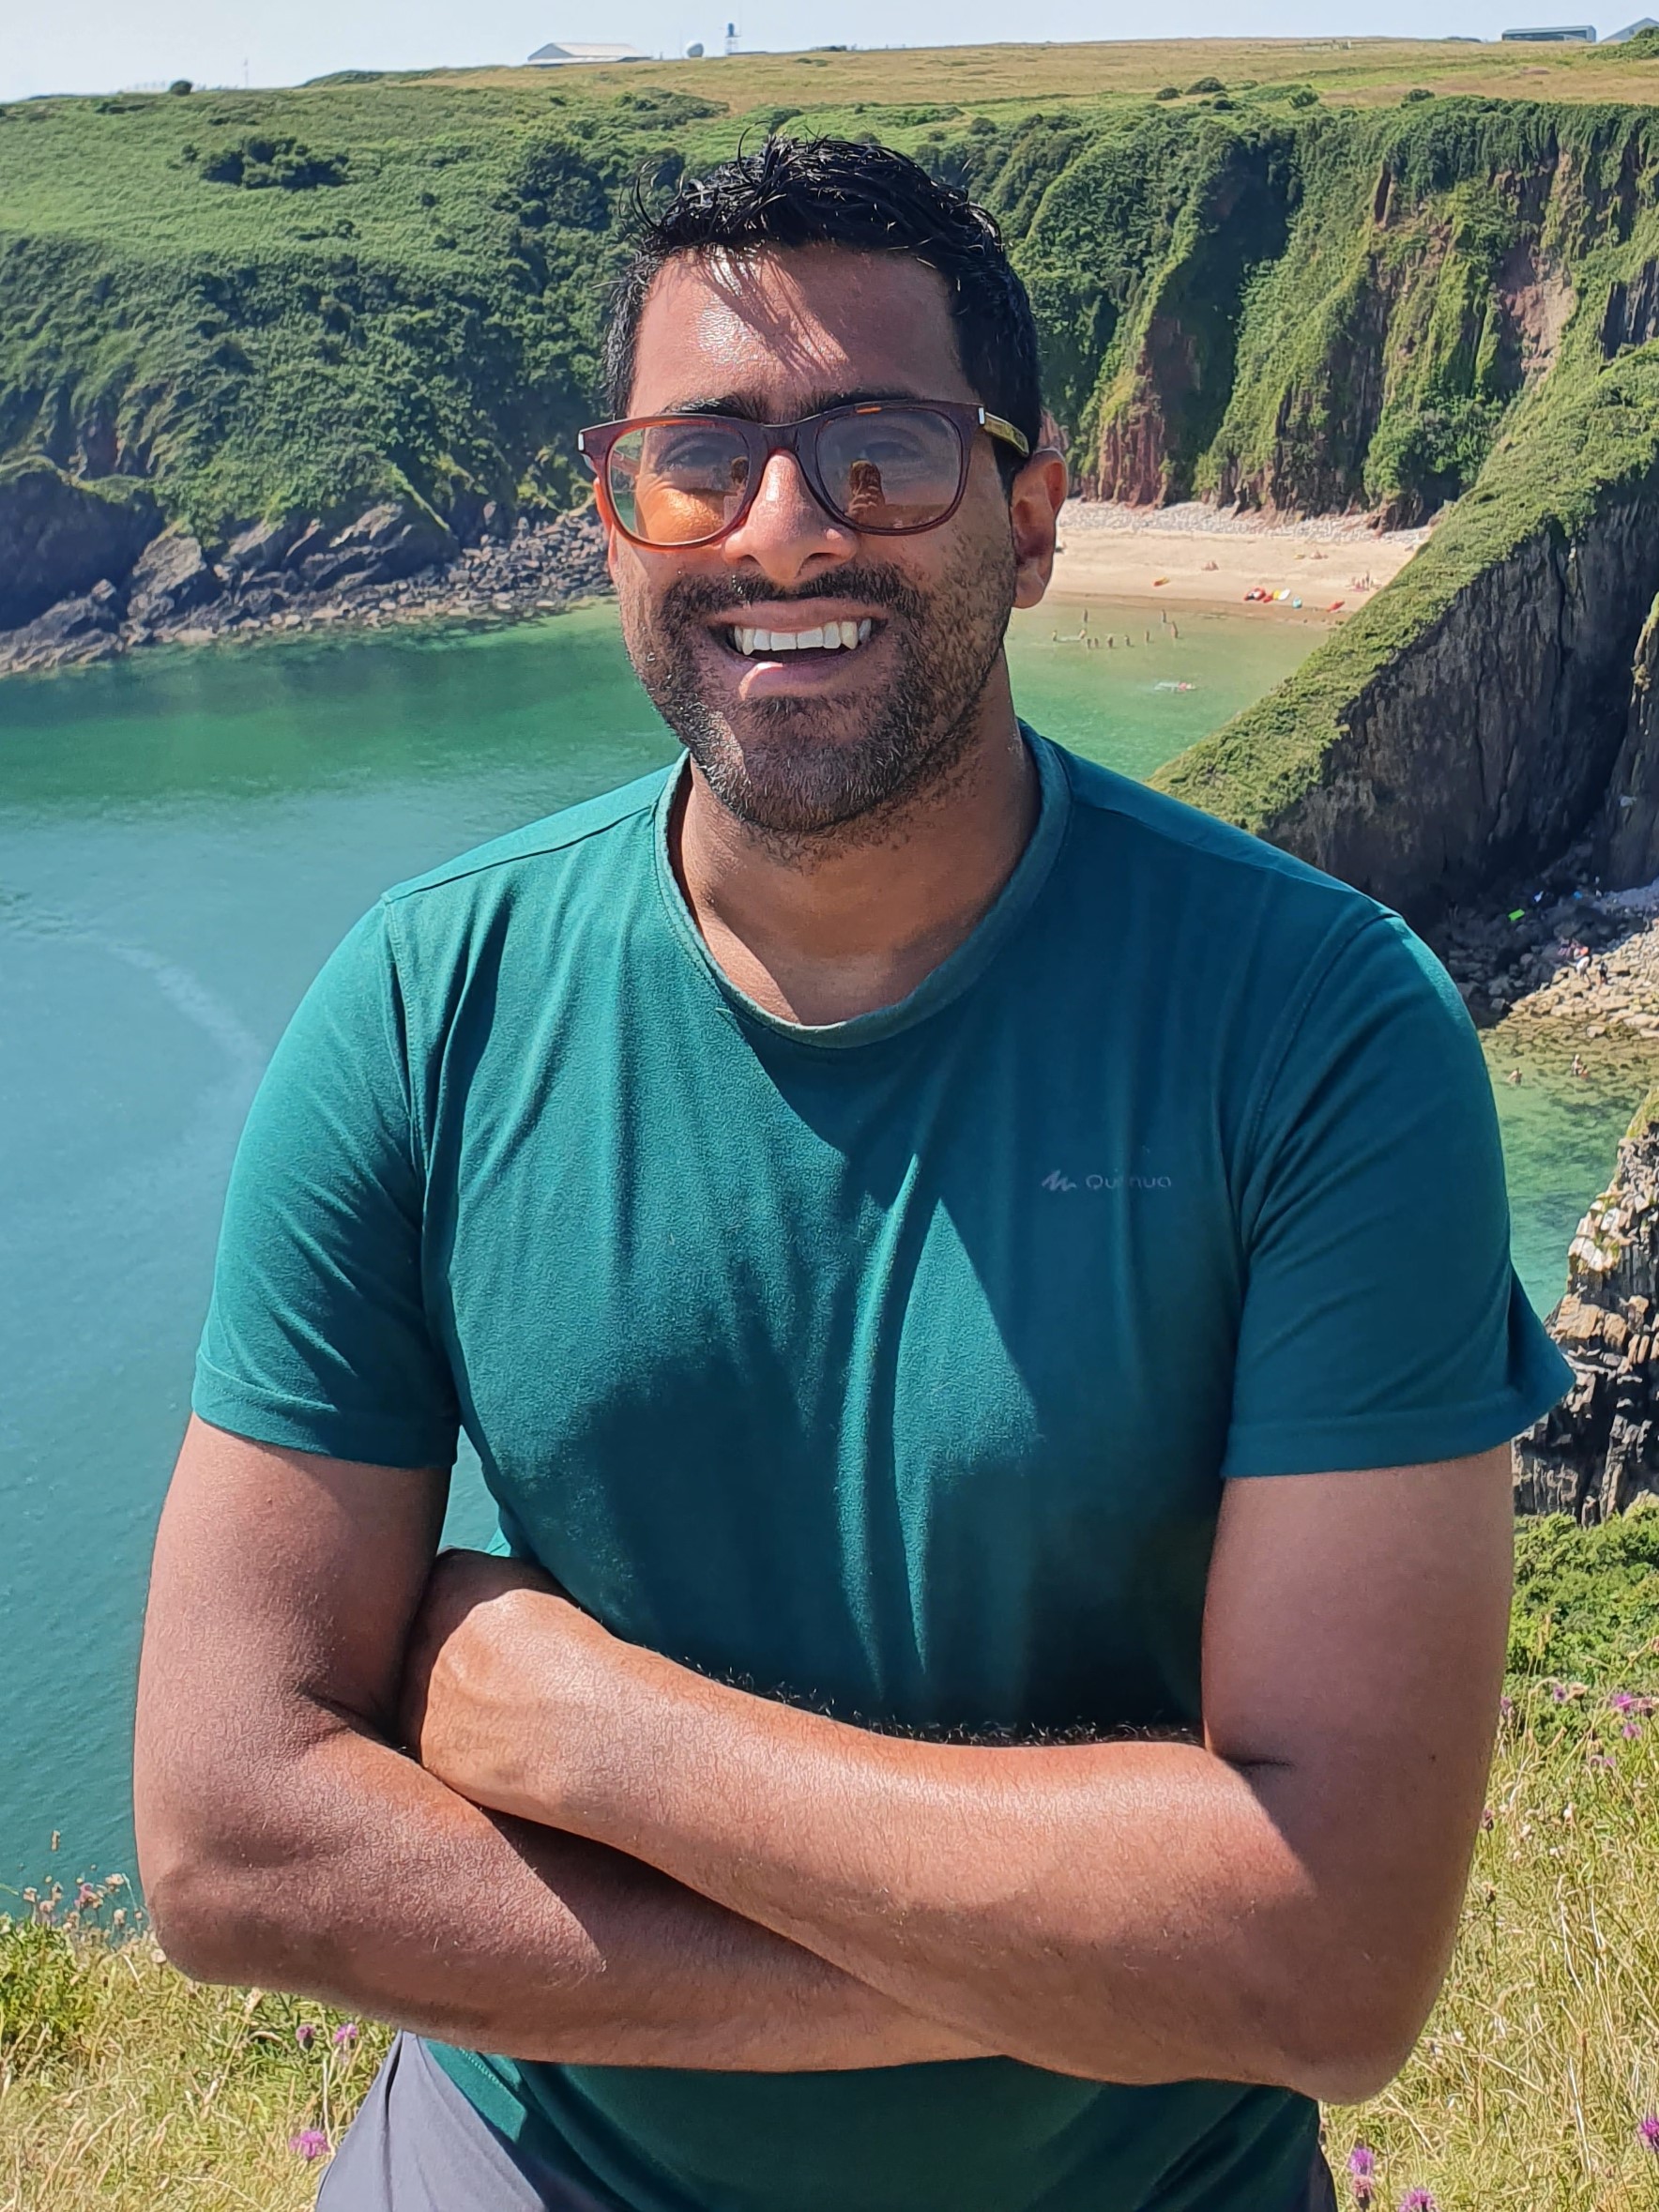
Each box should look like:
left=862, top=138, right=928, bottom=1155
left=1517, top=1088, right=1659, bottom=1520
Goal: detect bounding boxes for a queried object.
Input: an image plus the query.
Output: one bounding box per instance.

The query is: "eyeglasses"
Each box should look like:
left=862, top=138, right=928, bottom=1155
left=577, top=401, right=1031, bottom=549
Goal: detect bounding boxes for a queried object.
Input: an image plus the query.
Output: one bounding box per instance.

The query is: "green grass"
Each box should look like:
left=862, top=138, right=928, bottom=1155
left=8, top=60, right=1659, bottom=909
left=5, top=60, right=1659, bottom=553
left=7, top=1513, right=1659, bottom=2210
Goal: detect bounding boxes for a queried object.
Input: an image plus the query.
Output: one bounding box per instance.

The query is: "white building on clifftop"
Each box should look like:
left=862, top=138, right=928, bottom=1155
left=526, top=40, right=651, bottom=63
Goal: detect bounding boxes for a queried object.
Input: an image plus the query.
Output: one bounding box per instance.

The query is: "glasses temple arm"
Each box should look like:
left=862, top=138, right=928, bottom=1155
left=978, top=409, right=1031, bottom=459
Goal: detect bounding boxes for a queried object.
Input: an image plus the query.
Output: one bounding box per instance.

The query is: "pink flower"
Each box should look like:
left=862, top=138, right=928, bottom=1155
left=1624, top=1721, right=1643, bottom=1739
left=1609, top=1690, right=1638, bottom=1715
left=1499, top=1694, right=1514, bottom=1717
left=295, top=2022, right=318, bottom=2052
left=1479, top=1806, right=1495, bottom=1830
left=1638, top=2113, right=1659, bottom=2153
left=332, top=2021, right=360, bottom=2050
left=1347, top=2143, right=1376, bottom=2207
left=1397, top=2190, right=1438, bottom=2211
left=289, top=2129, right=329, bottom=2160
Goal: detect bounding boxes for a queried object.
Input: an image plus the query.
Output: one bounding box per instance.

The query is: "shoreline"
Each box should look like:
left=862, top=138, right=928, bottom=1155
left=1443, top=877, right=1659, bottom=1103
left=1047, top=500, right=1431, bottom=618
left=0, top=506, right=614, bottom=680
left=1, top=496, right=1436, bottom=681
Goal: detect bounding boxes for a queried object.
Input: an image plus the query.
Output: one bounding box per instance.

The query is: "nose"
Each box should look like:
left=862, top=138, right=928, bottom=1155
left=721, top=447, right=856, bottom=587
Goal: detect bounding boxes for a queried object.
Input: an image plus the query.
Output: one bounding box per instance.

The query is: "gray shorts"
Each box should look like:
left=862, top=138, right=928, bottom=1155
left=318, top=2031, right=1342, bottom=2212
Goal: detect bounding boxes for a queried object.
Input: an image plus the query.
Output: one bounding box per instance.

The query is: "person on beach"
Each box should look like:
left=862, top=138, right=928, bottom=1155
left=134, top=138, right=1570, bottom=2212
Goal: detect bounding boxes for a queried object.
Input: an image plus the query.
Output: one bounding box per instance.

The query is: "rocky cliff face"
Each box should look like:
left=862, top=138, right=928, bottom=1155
left=1251, top=482, right=1659, bottom=920
left=1601, top=594, right=1659, bottom=888
left=0, top=460, right=161, bottom=631
left=1516, top=1091, right=1659, bottom=1521
left=0, top=500, right=611, bottom=677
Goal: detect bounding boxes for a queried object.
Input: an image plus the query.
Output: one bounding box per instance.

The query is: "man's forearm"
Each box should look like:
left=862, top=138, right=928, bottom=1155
left=143, top=1705, right=991, bottom=2071
left=495, top=1645, right=1320, bottom=2089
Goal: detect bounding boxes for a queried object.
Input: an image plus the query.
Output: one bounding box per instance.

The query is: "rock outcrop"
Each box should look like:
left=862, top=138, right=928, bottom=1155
left=1516, top=1090, right=1659, bottom=1520
left=1158, top=462, right=1659, bottom=927
left=1261, top=487, right=1659, bottom=921
left=0, top=499, right=611, bottom=677
left=1600, top=593, right=1659, bottom=888
left=0, top=460, right=161, bottom=631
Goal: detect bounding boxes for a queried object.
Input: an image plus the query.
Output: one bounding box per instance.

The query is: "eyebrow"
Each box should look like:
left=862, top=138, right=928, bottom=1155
left=653, top=387, right=937, bottom=422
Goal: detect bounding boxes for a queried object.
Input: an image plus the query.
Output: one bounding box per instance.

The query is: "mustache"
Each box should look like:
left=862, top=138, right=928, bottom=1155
left=655, top=564, right=928, bottom=626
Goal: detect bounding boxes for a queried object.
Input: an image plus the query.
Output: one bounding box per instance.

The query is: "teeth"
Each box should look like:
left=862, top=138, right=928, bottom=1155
left=728, top=618, right=876, bottom=657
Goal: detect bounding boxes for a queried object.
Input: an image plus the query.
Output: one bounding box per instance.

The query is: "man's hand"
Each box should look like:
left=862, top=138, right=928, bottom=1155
left=390, top=1454, right=1516, bottom=2104
left=399, top=1549, right=577, bottom=1780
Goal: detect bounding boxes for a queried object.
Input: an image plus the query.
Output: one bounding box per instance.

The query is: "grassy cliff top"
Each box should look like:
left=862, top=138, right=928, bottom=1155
left=301, top=36, right=1659, bottom=114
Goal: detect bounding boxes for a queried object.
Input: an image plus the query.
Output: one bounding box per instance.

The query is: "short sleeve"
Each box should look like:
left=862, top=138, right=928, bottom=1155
left=1220, top=912, right=1572, bottom=1477
left=192, top=905, right=460, bottom=1470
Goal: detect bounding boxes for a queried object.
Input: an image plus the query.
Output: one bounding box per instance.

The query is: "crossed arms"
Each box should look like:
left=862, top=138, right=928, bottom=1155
left=134, top=1415, right=1514, bottom=2102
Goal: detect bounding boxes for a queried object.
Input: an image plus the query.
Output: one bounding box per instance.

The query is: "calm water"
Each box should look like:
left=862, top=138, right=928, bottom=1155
left=0, top=598, right=1634, bottom=1897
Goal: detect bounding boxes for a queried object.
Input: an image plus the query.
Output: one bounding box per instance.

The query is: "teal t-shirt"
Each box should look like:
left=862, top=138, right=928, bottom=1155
left=194, top=729, right=1569, bottom=2212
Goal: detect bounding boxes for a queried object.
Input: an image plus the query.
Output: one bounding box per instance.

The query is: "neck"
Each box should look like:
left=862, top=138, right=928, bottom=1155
left=670, top=664, right=1039, bottom=1027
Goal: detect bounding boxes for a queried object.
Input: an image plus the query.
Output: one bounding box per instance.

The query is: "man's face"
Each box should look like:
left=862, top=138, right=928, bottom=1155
left=603, top=246, right=1050, bottom=842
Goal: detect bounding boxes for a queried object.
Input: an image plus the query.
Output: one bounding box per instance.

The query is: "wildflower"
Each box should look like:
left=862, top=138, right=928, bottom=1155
left=1347, top=2143, right=1376, bottom=2206
left=1397, top=2191, right=1438, bottom=2211
left=333, top=2021, right=360, bottom=2050
left=1551, top=1682, right=1571, bottom=1702
left=1610, top=1690, right=1638, bottom=1715
left=1590, top=1753, right=1616, bottom=1769
left=75, top=1883, right=99, bottom=1909
left=1499, top=1693, right=1514, bottom=1717
left=1479, top=1805, right=1495, bottom=1830
left=1624, top=1721, right=1643, bottom=1739
left=1639, top=2113, right=1659, bottom=2154
left=289, top=2128, right=329, bottom=2161
left=296, top=2022, right=319, bottom=2052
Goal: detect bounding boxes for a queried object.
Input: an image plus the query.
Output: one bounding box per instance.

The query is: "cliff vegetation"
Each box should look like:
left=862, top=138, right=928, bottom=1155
left=8, top=53, right=1659, bottom=909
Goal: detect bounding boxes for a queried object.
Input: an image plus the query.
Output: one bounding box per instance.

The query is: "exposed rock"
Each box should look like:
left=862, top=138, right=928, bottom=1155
left=295, top=500, right=457, bottom=590
left=0, top=459, right=160, bottom=630
left=124, top=530, right=221, bottom=624
left=1191, top=483, right=1659, bottom=926
left=1, top=579, right=126, bottom=671
left=0, top=497, right=611, bottom=679
left=1516, top=1090, right=1659, bottom=1521
left=221, top=515, right=306, bottom=581
left=1601, top=593, right=1659, bottom=887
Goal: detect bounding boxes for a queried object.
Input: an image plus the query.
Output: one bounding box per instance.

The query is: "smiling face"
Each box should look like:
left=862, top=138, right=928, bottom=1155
left=603, top=245, right=1055, bottom=842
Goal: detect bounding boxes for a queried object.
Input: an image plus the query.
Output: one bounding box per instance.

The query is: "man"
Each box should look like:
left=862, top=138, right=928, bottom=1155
left=134, top=138, right=1569, bottom=2212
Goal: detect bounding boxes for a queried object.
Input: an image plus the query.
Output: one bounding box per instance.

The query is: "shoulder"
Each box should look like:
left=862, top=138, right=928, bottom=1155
left=1043, top=734, right=1444, bottom=985
left=1052, top=739, right=1381, bottom=928
left=380, top=766, right=671, bottom=918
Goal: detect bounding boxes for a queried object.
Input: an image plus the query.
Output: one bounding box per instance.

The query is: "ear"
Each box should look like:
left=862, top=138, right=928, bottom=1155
left=1009, top=447, right=1069, bottom=611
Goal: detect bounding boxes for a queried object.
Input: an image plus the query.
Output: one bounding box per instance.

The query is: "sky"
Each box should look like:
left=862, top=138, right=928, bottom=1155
left=0, top=0, right=1636, bottom=103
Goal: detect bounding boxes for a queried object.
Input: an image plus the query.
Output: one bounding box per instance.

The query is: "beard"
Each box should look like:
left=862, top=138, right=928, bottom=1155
left=616, top=534, right=1018, bottom=845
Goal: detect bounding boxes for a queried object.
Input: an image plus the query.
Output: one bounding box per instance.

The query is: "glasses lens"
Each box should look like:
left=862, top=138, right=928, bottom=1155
left=815, top=408, right=965, bottom=531
left=608, top=420, right=752, bottom=544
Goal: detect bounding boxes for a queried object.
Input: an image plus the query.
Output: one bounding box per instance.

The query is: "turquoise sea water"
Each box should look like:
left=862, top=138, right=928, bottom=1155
left=0, top=597, right=1637, bottom=1898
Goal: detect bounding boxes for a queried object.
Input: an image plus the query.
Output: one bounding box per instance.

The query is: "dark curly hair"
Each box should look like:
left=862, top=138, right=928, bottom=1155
left=601, top=135, right=1043, bottom=478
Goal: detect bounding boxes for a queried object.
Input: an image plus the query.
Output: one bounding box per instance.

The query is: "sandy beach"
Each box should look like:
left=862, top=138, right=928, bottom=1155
left=1047, top=500, right=1432, bottom=619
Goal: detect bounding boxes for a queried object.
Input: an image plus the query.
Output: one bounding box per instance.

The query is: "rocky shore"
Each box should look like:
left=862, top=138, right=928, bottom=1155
left=1439, top=865, right=1659, bottom=1520
left=1438, top=867, right=1659, bottom=1043
left=0, top=496, right=612, bottom=679
left=1515, top=1089, right=1659, bottom=1521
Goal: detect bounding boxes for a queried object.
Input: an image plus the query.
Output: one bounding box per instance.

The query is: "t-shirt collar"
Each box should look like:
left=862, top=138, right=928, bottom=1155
left=651, top=724, right=1072, bottom=1050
